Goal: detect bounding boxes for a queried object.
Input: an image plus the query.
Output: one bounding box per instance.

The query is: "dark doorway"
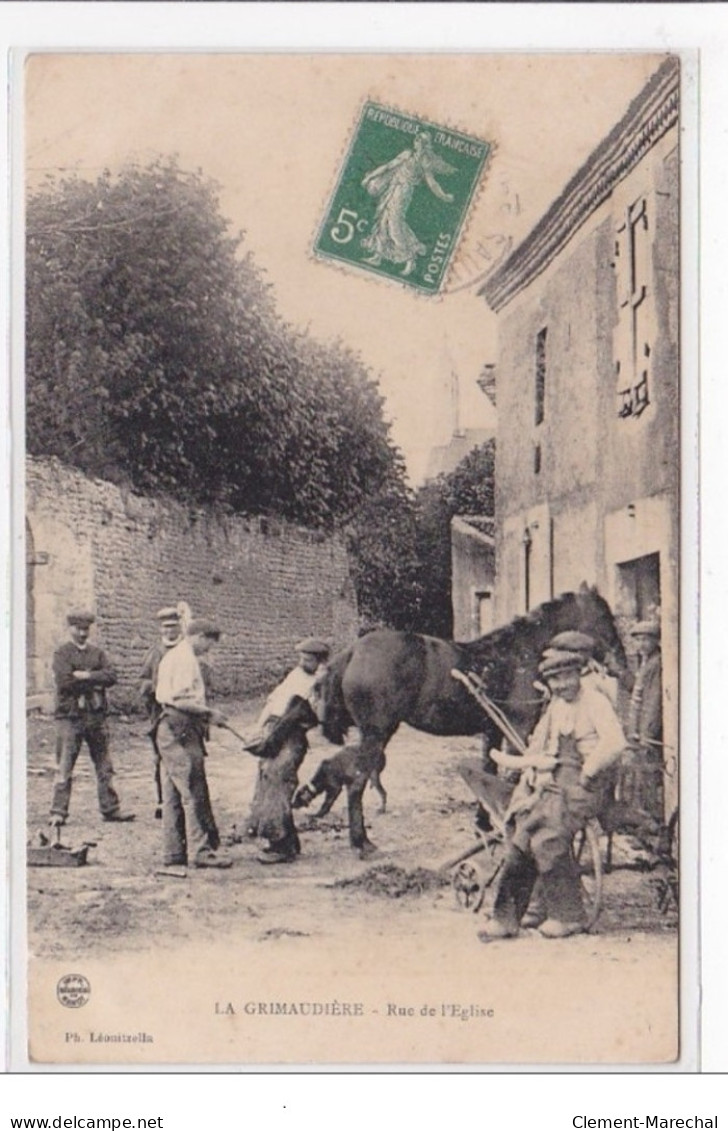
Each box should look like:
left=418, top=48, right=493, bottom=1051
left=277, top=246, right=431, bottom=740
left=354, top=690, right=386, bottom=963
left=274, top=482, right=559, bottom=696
left=616, top=551, right=661, bottom=647
left=615, top=551, right=664, bottom=821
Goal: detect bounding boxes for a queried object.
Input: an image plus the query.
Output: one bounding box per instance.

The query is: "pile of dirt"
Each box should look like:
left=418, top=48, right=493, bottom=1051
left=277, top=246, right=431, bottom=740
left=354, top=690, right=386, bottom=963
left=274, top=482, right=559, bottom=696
left=333, top=863, right=450, bottom=899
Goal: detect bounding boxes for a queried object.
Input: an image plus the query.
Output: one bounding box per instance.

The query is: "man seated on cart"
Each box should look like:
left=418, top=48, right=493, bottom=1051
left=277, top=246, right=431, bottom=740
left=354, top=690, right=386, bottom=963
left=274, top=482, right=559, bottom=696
left=477, top=647, right=626, bottom=940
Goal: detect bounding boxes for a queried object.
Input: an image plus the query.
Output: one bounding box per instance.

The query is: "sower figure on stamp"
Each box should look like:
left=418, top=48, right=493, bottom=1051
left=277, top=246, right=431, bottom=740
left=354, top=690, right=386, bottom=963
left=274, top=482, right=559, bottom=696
left=621, top=620, right=664, bottom=823
left=49, top=610, right=135, bottom=827
left=153, top=618, right=230, bottom=869
left=247, top=638, right=330, bottom=864
left=477, top=648, right=626, bottom=941
left=360, top=132, right=455, bottom=276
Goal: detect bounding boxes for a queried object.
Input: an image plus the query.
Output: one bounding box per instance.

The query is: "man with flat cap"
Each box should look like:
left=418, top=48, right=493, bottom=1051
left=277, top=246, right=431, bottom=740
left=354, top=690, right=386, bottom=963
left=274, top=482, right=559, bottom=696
left=478, top=646, right=626, bottom=941
left=138, top=605, right=219, bottom=844
left=154, top=618, right=231, bottom=868
left=622, top=620, right=664, bottom=821
left=543, top=630, right=619, bottom=705
left=247, top=638, right=330, bottom=863
left=139, top=606, right=184, bottom=723
left=49, top=610, right=134, bottom=826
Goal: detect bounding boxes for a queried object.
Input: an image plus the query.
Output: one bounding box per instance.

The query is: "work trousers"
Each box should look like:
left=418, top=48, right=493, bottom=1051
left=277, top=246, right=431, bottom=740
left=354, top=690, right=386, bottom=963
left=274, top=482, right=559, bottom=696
left=493, top=843, right=585, bottom=929
left=51, top=716, right=120, bottom=819
left=156, top=715, right=218, bottom=865
left=494, top=767, right=600, bottom=930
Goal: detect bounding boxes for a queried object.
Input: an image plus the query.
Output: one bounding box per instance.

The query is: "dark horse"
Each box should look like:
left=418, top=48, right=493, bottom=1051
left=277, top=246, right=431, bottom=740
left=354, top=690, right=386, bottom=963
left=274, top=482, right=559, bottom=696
left=316, top=585, right=628, bottom=857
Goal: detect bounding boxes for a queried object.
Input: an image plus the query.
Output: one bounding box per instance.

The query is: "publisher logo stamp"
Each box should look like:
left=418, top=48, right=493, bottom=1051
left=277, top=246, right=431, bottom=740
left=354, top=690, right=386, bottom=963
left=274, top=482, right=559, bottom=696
left=315, top=102, right=490, bottom=294
left=57, top=974, right=91, bottom=1008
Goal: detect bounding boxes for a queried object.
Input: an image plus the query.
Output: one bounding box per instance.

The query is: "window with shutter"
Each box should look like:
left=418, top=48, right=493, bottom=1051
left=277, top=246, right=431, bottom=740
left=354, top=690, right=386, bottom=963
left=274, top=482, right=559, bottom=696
left=612, top=195, right=654, bottom=418
left=535, top=327, right=547, bottom=426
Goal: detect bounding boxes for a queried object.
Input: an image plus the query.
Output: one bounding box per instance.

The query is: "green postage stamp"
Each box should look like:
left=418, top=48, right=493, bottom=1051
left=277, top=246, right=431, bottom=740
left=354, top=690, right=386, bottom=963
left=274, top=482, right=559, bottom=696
left=315, top=102, right=490, bottom=294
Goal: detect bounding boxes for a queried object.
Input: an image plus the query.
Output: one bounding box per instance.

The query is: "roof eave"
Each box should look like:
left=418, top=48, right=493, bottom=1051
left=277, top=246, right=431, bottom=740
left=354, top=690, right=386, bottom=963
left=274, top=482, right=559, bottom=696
left=479, top=55, right=680, bottom=314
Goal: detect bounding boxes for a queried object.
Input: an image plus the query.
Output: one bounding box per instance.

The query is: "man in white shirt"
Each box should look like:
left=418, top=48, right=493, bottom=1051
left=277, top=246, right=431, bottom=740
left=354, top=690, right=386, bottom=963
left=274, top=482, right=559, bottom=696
left=247, top=638, right=330, bottom=863
left=154, top=619, right=231, bottom=869
left=479, top=648, right=626, bottom=940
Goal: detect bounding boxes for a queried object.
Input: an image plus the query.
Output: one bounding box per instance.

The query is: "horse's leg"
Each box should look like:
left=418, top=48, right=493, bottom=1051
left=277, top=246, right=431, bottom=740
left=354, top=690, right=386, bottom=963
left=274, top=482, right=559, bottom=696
left=370, top=752, right=387, bottom=813
left=346, top=740, right=384, bottom=858
left=315, top=783, right=341, bottom=818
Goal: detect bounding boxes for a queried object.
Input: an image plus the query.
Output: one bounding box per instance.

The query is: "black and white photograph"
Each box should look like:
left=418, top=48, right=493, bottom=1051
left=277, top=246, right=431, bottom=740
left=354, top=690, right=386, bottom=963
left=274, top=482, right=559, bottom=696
left=14, top=45, right=688, bottom=1067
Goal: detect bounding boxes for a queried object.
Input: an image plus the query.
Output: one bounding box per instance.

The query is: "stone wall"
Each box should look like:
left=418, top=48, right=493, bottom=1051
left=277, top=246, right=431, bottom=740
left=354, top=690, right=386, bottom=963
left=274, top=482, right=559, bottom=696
left=26, top=457, right=359, bottom=709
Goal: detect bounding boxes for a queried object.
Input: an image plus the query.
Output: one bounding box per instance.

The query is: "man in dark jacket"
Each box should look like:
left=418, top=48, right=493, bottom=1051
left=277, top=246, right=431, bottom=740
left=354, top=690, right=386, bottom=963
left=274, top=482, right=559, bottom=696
left=49, top=610, right=135, bottom=826
left=247, top=638, right=329, bottom=864
left=622, top=620, right=664, bottom=821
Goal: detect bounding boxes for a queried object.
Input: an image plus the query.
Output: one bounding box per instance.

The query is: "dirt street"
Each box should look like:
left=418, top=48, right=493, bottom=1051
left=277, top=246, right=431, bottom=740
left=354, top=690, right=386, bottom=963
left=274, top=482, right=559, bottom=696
left=24, top=703, right=679, bottom=1064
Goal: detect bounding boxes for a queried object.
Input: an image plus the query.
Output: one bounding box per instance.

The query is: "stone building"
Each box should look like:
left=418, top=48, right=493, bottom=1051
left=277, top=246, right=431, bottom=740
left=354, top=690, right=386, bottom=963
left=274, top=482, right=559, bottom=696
left=450, top=516, right=495, bottom=641
left=480, top=56, right=679, bottom=809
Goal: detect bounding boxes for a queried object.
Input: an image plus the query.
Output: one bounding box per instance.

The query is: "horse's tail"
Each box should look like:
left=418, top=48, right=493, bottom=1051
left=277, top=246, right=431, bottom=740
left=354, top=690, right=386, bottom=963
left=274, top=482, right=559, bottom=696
left=320, top=648, right=354, bottom=745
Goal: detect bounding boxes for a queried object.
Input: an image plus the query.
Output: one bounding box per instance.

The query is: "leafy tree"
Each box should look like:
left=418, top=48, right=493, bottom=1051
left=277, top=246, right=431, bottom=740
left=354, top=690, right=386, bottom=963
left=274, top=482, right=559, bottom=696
left=26, top=157, right=495, bottom=632
left=345, top=440, right=496, bottom=636
left=26, top=158, right=403, bottom=530
left=346, top=473, right=423, bottom=632
left=27, top=160, right=259, bottom=494
left=432, top=438, right=496, bottom=517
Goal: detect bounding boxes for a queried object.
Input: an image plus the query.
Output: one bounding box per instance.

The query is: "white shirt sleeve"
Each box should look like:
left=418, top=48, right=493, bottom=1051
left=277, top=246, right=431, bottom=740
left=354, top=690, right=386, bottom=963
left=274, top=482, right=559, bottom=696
left=155, top=639, right=207, bottom=712
left=580, top=686, right=627, bottom=779
left=258, top=667, right=319, bottom=727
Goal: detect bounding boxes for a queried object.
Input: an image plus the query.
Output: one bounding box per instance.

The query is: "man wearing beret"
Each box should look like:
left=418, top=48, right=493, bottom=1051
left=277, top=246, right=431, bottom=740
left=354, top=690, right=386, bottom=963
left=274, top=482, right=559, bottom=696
left=622, top=620, right=664, bottom=821
left=154, top=618, right=231, bottom=868
left=479, top=647, right=626, bottom=940
left=49, top=611, right=134, bottom=826
left=247, top=638, right=330, bottom=863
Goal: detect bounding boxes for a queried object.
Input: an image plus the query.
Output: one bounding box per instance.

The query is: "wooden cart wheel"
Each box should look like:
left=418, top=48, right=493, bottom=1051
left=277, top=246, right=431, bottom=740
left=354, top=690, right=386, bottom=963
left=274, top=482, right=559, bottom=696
left=452, top=837, right=503, bottom=913
left=452, top=860, right=487, bottom=912
left=572, top=820, right=604, bottom=930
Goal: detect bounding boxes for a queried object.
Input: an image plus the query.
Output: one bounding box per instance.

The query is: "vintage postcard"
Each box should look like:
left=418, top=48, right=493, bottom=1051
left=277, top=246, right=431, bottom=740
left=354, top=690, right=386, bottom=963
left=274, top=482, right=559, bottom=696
left=14, top=50, right=687, bottom=1068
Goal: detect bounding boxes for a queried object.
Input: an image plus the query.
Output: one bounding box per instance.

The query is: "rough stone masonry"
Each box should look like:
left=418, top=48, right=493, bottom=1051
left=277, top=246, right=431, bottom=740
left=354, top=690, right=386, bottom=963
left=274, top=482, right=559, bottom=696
left=26, top=457, right=359, bottom=710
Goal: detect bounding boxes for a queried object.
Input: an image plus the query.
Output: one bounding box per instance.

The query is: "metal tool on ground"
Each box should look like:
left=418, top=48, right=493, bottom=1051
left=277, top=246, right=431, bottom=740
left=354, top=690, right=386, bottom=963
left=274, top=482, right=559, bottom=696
left=27, top=826, right=96, bottom=868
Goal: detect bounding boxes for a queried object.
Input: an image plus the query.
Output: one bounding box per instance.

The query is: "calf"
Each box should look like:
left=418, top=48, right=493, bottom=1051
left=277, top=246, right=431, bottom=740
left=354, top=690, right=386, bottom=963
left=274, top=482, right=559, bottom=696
left=293, top=745, right=387, bottom=818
